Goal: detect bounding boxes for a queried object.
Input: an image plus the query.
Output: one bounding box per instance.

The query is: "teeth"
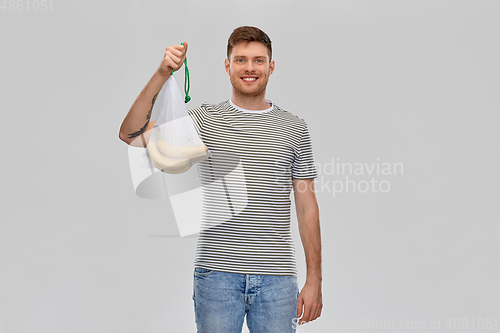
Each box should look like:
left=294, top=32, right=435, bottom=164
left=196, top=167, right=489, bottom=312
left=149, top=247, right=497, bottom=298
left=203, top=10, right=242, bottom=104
left=242, top=77, right=257, bottom=81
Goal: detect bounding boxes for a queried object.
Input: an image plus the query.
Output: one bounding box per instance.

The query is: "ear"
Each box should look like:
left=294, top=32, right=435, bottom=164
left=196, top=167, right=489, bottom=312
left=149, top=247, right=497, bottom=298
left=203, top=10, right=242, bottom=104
left=269, top=60, right=275, bottom=75
left=224, top=58, right=231, bottom=75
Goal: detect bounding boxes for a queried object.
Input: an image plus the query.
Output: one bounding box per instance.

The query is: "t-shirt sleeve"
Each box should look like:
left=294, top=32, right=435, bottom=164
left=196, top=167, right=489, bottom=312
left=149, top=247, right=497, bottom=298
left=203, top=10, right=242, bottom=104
left=292, top=123, right=319, bottom=179
left=187, top=105, right=209, bottom=136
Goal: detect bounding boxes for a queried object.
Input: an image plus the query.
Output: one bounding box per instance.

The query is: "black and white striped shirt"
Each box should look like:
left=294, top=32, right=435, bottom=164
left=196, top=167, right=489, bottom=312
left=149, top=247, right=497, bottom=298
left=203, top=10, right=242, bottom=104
left=188, top=99, right=318, bottom=276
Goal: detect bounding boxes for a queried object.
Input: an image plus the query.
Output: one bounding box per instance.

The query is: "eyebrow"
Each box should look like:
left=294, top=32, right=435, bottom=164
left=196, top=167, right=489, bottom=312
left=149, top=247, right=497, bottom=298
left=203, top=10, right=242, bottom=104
left=233, top=55, right=267, bottom=59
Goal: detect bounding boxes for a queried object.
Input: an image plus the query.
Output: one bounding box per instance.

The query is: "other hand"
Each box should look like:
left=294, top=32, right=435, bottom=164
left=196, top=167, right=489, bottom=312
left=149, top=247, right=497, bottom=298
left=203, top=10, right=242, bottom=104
left=296, top=279, right=323, bottom=325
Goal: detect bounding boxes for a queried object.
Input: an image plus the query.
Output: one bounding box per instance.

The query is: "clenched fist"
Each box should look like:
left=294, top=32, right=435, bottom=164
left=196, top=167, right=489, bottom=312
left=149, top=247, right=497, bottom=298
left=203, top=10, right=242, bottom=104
left=158, top=42, right=188, bottom=77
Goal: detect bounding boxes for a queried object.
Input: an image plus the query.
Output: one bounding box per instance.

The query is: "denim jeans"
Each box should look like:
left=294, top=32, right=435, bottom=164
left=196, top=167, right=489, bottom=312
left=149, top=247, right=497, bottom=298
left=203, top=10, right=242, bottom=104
left=193, top=268, right=300, bottom=333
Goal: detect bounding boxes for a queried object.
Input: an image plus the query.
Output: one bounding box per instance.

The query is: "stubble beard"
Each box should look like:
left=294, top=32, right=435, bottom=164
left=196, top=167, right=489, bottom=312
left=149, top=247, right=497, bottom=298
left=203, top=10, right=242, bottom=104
left=230, top=74, right=269, bottom=99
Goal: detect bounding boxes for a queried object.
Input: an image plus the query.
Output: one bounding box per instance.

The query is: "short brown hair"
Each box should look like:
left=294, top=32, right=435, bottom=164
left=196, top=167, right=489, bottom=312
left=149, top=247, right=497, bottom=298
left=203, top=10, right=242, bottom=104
left=227, top=26, right=272, bottom=61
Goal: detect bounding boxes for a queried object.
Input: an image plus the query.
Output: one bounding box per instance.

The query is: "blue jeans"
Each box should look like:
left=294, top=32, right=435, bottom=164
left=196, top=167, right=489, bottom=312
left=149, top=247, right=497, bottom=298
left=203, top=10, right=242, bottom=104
left=192, top=268, right=300, bottom=333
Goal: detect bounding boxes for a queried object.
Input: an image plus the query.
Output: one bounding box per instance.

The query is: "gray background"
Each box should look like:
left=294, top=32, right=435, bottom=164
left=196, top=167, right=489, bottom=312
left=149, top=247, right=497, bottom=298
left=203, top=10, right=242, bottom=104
left=1, top=0, right=499, bottom=332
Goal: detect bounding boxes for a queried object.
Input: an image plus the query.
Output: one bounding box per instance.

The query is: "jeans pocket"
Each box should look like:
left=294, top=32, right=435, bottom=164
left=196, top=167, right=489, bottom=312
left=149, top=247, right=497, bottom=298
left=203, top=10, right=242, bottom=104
left=194, top=267, right=215, bottom=277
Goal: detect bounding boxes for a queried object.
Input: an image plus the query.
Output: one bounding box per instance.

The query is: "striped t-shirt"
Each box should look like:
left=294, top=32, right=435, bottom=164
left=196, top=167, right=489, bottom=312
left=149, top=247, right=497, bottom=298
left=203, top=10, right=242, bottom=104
left=187, top=99, right=318, bottom=277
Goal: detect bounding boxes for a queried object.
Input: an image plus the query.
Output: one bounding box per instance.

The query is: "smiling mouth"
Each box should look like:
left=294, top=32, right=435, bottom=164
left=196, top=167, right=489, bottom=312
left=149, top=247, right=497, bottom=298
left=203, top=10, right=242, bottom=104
left=241, top=77, right=257, bottom=82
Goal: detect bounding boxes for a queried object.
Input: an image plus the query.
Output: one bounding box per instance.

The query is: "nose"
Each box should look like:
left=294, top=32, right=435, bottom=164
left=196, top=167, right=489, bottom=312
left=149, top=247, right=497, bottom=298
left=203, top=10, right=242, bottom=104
left=244, top=61, right=255, bottom=73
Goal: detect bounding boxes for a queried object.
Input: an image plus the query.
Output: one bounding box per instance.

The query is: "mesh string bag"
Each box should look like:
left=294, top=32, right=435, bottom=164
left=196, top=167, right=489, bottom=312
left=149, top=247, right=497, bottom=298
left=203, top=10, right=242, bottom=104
left=147, top=48, right=210, bottom=174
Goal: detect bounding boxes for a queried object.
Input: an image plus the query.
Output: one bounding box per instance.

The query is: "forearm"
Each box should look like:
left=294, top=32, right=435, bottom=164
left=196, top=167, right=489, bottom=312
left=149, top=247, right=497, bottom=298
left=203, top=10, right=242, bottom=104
left=119, top=69, right=170, bottom=147
left=297, top=207, right=322, bottom=283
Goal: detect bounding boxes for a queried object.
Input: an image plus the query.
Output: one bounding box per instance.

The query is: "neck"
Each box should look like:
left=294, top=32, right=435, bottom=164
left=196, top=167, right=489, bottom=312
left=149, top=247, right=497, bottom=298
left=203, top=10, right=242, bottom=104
left=230, top=89, right=270, bottom=110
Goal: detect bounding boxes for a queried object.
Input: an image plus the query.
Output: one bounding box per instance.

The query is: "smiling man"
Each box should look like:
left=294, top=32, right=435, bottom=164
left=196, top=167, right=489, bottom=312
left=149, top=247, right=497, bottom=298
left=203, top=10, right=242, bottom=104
left=226, top=39, right=273, bottom=107
left=119, top=26, right=322, bottom=333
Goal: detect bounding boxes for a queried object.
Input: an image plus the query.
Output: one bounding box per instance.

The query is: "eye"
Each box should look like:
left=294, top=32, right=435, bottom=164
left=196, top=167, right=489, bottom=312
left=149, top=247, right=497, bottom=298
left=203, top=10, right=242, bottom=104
left=236, top=59, right=244, bottom=63
left=256, top=59, right=263, bottom=63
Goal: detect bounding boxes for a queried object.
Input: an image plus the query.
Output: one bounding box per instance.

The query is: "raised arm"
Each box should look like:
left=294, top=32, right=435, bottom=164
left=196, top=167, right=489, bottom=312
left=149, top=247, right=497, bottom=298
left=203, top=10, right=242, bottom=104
left=118, top=42, right=189, bottom=147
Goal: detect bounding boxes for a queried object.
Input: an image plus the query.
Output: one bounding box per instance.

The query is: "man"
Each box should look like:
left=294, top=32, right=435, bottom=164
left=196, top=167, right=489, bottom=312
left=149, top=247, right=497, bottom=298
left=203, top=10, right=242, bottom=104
left=119, top=26, right=322, bottom=332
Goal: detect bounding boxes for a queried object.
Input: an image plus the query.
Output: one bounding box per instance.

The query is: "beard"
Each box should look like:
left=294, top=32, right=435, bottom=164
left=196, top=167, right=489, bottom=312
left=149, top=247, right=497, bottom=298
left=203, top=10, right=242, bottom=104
left=229, top=74, right=269, bottom=98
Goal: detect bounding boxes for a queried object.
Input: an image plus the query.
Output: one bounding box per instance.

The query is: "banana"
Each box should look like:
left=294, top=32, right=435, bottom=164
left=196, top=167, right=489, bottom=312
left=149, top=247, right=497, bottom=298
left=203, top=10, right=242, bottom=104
left=155, top=134, right=208, bottom=159
left=147, top=139, right=192, bottom=174
left=147, top=132, right=210, bottom=174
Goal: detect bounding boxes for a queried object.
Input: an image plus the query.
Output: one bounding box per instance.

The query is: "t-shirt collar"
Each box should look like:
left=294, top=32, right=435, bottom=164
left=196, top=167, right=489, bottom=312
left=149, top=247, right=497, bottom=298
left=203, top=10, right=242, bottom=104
left=229, top=98, right=273, bottom=114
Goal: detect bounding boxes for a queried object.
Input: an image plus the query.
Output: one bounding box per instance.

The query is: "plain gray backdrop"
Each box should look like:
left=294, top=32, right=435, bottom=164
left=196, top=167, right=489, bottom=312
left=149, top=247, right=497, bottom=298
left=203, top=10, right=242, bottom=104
left=1, top=0, right=499, bottom=332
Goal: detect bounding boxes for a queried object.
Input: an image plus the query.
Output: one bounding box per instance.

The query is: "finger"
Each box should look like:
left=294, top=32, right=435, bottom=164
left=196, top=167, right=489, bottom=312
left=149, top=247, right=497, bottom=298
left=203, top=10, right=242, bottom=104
left=163, top=58, right=178, bottom=72
left=166, top=47, right=182, bottom=59
left=301, top=303, right=312, bottom=324
left=183, top=41, right=188, bottom=54
left=307, top=303, right=318, bottom=322
left=166, top=52, right=181, bottom=65
left=312, top=304, right=321, bottom=321
left=171, top=43, right=184, bottom=50
left=171, top=44, right=185, bottom=55
left=316, top=304, right=322, bottom=319
left=165, top=47, right=182, bottom=58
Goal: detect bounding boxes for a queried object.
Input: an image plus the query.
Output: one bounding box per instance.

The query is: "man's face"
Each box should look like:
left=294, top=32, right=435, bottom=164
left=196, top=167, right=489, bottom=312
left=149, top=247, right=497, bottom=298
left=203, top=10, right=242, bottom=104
left=225, top=41, right=275, bottom=98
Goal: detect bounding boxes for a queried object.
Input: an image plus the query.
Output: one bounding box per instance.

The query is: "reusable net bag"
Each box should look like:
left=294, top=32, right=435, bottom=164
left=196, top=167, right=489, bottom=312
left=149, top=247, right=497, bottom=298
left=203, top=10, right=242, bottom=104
left=147, top=49, right=210, bottom=174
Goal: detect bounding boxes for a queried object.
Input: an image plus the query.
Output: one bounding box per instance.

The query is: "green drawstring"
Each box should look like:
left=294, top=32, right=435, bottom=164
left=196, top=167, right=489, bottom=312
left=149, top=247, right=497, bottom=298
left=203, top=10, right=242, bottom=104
left=170, top=42, right=191, bottom=103
left=182, top=42, right=191, bottom=103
